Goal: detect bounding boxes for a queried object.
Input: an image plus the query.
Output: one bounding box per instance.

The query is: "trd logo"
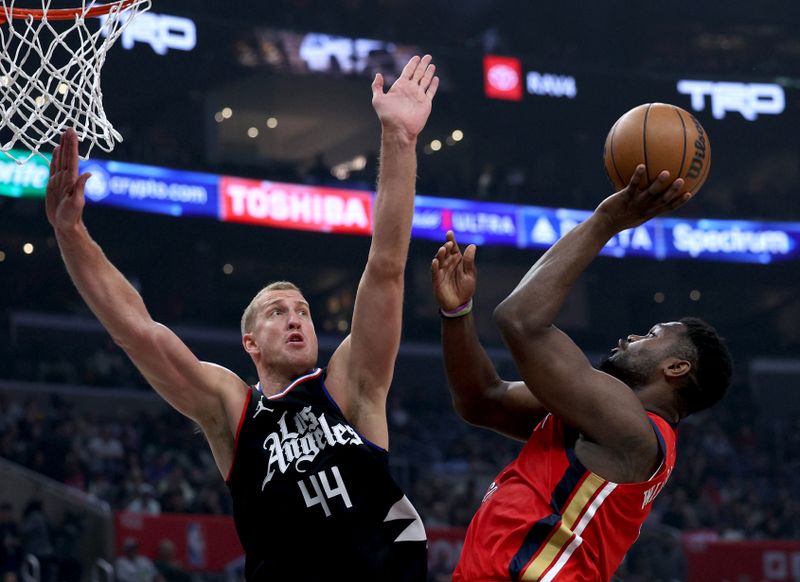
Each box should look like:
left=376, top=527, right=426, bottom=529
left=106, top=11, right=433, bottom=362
left=677, top=80, right=785, bottom=121
left=100, top=12, right=197, bottom=55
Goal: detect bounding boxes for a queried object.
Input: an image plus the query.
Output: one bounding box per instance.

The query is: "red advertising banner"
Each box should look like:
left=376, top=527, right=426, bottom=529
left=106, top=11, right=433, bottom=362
left=114, top=512, right=243, bottom=572
left=684, top=537, right=800, bottom=582
left=428, top=526, right=466, bottom=578
left=483, top=55, right=524, bottom=101
left=219, top=177, right=374, bottom=234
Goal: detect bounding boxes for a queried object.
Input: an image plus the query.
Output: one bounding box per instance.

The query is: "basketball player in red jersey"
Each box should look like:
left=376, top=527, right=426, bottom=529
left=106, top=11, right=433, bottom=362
left=432, top=166, right=732, bottom=581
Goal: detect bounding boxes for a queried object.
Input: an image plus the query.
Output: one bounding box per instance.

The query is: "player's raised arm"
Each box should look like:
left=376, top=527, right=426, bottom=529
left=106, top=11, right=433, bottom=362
left=493, top=167, right=691, bottom=481
left=325, top=55, right=439, bottom=447
left=46, top=130, right=246, bottom=459
left=432, top=231, right=547, bottom=440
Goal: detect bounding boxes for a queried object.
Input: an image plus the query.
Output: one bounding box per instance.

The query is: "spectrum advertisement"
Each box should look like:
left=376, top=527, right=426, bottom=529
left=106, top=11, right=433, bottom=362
left=2, top=155, right=799, bottom=264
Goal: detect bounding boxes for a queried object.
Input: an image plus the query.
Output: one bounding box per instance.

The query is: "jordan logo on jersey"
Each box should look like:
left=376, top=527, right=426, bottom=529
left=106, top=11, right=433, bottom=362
left=253, top=396, right=274, bottom=418
left=261, top=406, right=363, bottom=489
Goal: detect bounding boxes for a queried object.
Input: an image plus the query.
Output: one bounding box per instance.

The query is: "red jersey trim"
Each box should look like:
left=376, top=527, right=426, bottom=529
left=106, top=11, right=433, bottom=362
left=225, top=388, right=252, bottom=484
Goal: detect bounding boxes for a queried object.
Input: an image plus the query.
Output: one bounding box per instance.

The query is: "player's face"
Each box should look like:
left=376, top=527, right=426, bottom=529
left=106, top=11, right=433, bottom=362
left=598, top=322, right=685, bottom=389
left=248, top=289, right=319, bottom=375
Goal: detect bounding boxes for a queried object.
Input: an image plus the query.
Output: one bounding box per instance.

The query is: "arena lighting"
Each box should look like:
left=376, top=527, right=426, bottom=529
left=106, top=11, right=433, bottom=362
left=223, top=263, right=234, bottom=275
left=247, top=127, right=259, bottom=138
left=654, top=292, right=665, bottom=303
left=266, top=117, right=278, bottom=129
left=690, top=290, right=702, bottom=301
left=430, top=140, right=442, bottom=151
left=221, top=108, right=233, bottom=119
left=214, top=112, right=224, bottom=123
left=0, top=251, right=5, bottom=262
left=22, top=243, right=34, bottom=254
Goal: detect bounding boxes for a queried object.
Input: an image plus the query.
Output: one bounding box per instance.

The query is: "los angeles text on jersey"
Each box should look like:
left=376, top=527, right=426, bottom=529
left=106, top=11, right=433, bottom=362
left=260, top=402, right=364, bottom=489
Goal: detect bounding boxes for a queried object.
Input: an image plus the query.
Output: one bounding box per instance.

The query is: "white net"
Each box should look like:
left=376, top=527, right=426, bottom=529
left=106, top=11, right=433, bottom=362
left=0, top=0, right=151, bottom=164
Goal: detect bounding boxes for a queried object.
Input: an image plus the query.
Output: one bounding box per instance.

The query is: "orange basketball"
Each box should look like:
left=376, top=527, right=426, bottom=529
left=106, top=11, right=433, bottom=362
left=603, top=103, right=711, bottom=195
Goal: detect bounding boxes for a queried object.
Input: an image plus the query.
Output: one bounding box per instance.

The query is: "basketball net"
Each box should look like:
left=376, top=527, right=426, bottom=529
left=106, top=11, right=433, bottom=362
left=0, top=0, right=151, bottom=164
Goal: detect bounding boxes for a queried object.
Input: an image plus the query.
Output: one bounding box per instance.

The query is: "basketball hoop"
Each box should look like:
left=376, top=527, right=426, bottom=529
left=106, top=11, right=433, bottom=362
left=0, top=0, right=151, bottom=164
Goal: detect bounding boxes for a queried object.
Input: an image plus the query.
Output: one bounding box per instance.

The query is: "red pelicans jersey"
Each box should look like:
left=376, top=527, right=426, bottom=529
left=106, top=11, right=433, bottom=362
left=453, top=412, right=677, bottom=582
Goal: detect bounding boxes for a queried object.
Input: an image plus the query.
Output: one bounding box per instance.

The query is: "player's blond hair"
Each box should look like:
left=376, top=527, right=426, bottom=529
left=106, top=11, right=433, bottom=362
left=240, top=281, right=303, bottom=335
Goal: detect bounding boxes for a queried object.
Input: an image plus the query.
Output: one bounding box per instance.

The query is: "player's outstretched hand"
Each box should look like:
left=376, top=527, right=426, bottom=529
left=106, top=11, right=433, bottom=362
left=431, top=231, right=477, bottom=312
left=594, top=164, right=691, bottom=233
left=45, top=128, right=92, bottom=233
left=371, top=54, right=439, bottom=141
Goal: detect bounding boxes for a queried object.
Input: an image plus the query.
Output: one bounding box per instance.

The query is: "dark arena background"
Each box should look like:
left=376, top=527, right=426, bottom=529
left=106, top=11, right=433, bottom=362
left=2, top=1, right=800, bottom=581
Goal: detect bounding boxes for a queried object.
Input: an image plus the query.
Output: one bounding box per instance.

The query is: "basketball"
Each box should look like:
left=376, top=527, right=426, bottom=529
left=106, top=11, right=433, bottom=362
left=603, top=103, right=711, bottom=195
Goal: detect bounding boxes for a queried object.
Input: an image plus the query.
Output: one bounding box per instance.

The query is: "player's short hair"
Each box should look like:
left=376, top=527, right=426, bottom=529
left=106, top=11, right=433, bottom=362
left=674, top=317, right=733, bottom=416
left=241, top=281, right=303, bottom=335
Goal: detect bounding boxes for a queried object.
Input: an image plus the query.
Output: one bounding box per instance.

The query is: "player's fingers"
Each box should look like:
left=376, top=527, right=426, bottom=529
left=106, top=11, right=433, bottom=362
left=445, top=230, right=461, bottom=253
left=660, top=178, right=685, bottom=204
left=627, top=165, right=645, bottom=194
left=74, top=172, right=92, bottom=198
left=463, top=244, right=477, bottom=272
left=413, top=55, right=432, bottom=82
left=426, top=76, right=440, bottom=99
left=401, top=55, right=421, bottom=79
left=431, top=258, right=440, bottom=278
left=420, top=64, right=436, bottom=93
left=667, top=192, right=693, bottom=211
left=371, top=73, right=384, bottom=96
left=449, top=236, right=462, bottom=257
left=50, top=146, right=60, bottom=177
left=63, top=128, right=78, bottom=174
left=647, top=170, right=672, bottom=195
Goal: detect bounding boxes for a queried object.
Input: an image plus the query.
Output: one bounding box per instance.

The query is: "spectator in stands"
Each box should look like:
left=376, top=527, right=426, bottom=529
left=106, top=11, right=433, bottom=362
left=0, top=502, right=21, bottom=582
left=153, top=540, right=190, bottom=582
left=125, top=485, right=161, bottom=516
left=20, top=500, right=55, bottom=582
left=53, top=513, right=83, bottom=582
left=115, top=538, right=157, bottom=582
left=87, top=423, right=125, bottom=475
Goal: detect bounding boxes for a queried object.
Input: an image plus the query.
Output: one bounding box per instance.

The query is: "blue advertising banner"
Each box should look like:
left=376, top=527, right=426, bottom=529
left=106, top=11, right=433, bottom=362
left=519, top=207, right=662, bottom=259
left=3, top=154, right=799, bottom=264
left=412, top=195, right=522, bottom=246
left=78, top=159, right=219, bottom=218
left=662, top=218, right=800, bottom=264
